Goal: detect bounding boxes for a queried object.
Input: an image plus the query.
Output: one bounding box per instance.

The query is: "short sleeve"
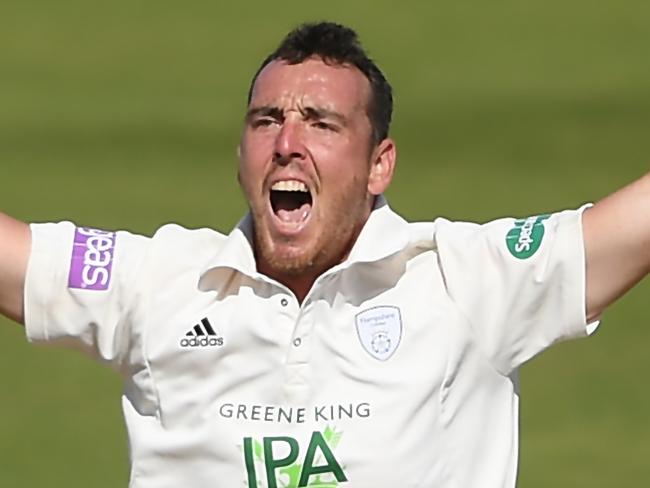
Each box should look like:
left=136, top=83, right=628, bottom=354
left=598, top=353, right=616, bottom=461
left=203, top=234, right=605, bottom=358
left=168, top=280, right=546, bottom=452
left=435, top=207, right=598, bottom=375
left=24, top=222, right=149, bottom=367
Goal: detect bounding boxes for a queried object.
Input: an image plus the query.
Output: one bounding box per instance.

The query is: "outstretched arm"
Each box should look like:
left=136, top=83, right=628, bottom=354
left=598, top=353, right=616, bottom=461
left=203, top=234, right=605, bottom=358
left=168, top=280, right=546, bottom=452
left=0, top=213, right=31, bottom=324
left=584, top=172, right=650, bottom=322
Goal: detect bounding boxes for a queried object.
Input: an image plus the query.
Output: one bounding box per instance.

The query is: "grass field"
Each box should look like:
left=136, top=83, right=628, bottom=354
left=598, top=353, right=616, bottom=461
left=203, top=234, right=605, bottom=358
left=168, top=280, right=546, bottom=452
left=1, top=1, right=649, bottom=486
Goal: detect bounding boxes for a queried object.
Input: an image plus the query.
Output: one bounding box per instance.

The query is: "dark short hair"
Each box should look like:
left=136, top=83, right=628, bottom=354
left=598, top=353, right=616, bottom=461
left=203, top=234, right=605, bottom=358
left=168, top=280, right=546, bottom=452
left=247, top=21, right=393, bottom=146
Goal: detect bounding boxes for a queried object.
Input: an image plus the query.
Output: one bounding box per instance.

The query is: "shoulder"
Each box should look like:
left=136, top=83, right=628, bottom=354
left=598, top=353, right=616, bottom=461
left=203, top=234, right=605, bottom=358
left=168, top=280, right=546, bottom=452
left=147, top=223, right=229, bottom=265
left=403, top=217, right=489, bottom=251
left=151, top=223, right=227, bottom=246
left=111, top=223, right=232, bottom=293
left=427, top=209, right=586, bottom=274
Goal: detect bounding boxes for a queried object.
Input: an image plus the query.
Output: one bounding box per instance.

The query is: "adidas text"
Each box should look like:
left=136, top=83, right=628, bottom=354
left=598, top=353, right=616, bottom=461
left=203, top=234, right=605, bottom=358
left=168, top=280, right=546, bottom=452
left=180, top=336, right=224, bottom=348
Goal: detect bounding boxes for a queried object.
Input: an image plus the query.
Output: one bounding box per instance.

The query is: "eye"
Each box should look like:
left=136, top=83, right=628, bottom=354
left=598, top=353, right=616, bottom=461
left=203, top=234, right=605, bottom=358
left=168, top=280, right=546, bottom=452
left=251, top=118, right=277, bottom=129
left=312, top=121, right=338, bottom=132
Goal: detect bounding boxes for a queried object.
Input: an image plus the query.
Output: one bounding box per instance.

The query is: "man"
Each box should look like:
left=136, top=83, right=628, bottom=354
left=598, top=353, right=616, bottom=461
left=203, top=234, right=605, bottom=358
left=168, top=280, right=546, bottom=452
left=0, top=21, right=648, bottom=487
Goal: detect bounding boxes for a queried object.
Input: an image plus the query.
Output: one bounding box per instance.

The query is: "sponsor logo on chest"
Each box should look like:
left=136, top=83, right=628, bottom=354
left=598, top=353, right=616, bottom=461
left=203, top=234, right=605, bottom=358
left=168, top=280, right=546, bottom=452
left=243, top=427, right=347, bottom=488
left=219, top=402, right=371, bottom=486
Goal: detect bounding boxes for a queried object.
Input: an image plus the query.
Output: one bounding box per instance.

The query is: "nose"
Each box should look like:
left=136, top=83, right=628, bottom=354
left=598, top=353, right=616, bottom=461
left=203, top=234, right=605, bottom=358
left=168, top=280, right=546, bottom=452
left=273, top=119, right=306, bottom=165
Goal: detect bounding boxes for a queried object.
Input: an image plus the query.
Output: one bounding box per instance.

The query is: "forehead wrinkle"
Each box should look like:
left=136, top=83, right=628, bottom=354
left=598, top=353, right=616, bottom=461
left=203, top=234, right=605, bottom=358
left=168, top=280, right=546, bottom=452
left=251, top=93, right=349, bottom=121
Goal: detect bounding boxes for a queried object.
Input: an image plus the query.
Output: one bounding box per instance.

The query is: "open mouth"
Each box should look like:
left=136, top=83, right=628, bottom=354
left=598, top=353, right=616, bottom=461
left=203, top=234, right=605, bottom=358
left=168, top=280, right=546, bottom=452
left=270, top=180, right=313, bottom=224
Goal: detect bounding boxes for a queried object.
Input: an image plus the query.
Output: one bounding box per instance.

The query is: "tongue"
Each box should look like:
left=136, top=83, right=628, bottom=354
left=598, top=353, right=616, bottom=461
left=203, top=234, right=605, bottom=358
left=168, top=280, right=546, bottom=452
left=277, top=202, right=311, bottom=223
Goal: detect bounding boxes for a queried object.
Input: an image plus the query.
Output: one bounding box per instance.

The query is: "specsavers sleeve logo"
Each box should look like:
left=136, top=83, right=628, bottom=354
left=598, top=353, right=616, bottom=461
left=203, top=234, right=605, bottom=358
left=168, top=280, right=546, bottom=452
left=68, top=227, right=116, bottom=290
left=505, top=215, right=551, bottom=259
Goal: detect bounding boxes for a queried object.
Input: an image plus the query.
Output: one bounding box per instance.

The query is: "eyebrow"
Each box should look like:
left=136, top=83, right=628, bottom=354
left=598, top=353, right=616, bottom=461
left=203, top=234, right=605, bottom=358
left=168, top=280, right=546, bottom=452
left=245, top=106, right=284, bottom=122
left=245, top=105, right=348, bottom=126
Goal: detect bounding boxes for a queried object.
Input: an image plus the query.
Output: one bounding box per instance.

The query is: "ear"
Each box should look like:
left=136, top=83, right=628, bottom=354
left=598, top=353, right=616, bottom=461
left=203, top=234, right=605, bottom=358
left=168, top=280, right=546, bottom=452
left=236, top=144, right=243, bottom=186
left=367, top=138, right=397, bottom=195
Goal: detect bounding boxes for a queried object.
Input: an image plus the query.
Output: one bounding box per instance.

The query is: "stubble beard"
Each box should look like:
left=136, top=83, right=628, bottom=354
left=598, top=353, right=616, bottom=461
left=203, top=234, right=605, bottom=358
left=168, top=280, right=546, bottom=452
left=252, top=192, right=370, bottom=280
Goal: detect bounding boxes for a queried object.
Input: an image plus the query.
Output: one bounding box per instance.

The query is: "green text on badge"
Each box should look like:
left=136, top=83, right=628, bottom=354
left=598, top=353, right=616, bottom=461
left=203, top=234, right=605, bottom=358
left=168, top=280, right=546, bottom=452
left=506, top=215, right=551, bottom=259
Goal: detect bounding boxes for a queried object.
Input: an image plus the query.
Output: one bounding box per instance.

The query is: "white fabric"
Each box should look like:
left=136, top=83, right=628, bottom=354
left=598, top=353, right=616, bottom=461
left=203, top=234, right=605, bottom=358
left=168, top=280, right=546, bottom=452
left=24, top=199, right=596, bottom=488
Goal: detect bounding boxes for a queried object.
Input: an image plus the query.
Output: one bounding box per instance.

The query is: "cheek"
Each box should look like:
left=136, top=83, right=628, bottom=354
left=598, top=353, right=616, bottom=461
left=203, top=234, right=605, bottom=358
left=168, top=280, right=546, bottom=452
left=239, top=136, right=271, bottom=184
left=237, top=161, right=262, bottom=203
left=240, top=128, right=277, bottom=162
left=311, top=137, right=371, bottom=174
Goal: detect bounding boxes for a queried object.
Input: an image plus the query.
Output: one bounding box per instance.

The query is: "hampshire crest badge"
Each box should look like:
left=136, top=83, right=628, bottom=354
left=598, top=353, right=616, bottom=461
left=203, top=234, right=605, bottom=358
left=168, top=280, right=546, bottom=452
left=355, top=306, right=402, bottom=361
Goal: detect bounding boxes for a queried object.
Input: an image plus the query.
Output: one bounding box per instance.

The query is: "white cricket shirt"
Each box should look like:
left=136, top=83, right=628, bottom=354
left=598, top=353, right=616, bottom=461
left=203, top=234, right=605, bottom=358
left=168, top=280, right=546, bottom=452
left=25, top=198, right=596, bottom=488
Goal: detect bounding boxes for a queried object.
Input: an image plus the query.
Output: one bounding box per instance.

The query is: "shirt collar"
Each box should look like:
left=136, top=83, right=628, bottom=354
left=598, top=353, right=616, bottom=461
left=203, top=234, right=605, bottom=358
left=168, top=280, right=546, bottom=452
left=342, top=195, right=411, bottom=266
left=200, top=195, right=411, bottom=281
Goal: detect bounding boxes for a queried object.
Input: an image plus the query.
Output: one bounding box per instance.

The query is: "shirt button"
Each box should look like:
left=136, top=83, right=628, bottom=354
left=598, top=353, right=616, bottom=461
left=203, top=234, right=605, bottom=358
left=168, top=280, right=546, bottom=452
left=280, top=297, right=289, bottom=307
left=293, top=338, right=302, bottom=347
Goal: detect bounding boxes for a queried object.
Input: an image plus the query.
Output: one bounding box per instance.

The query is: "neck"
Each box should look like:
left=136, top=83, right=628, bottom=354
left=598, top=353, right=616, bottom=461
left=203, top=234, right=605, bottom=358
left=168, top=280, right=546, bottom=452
left=257, top=222, right=364, bottom=304
left=254, top=197, right=376, bottom=302
left=269, top=271, right=317, bottom=304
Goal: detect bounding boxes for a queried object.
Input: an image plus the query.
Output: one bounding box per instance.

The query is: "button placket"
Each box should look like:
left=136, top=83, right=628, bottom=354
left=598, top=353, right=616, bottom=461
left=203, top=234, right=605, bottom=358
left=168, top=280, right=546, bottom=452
left=274, top=292, right=299, bottom=355
left=286, top=306, right=314, bottom=364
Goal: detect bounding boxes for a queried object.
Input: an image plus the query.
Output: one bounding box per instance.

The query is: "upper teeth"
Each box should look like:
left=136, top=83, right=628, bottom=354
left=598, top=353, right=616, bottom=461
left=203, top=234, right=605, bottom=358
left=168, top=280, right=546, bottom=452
left=272, top=180, right=308, bottom=192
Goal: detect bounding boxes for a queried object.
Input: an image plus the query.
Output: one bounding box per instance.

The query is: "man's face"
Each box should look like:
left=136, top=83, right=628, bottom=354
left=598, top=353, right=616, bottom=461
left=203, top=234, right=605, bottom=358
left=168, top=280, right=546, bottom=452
left=238, top=57, right=394, bottom=281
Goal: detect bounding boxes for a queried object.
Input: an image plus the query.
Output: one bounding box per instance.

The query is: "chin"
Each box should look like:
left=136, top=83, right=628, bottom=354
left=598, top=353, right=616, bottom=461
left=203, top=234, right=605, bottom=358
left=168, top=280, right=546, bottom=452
left=254, top=231, right=315, bottom=274
left=264, top=249, right=318, bottom=276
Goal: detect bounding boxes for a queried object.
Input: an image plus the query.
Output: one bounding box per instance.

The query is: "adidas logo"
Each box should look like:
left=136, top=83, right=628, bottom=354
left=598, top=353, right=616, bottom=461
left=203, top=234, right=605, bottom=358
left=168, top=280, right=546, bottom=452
left=180, top=318, right=224, bottom=348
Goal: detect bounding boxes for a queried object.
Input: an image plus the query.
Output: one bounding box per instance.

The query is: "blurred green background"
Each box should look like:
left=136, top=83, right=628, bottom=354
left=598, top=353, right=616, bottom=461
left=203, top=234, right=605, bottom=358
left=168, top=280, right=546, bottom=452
left=1, top=0, right=649, bottom=486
